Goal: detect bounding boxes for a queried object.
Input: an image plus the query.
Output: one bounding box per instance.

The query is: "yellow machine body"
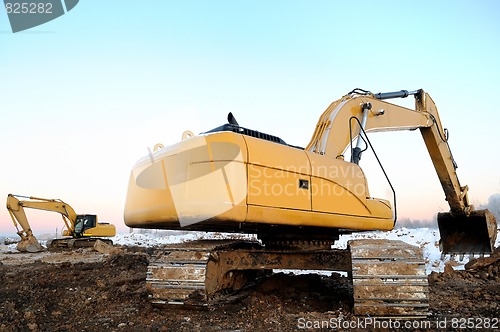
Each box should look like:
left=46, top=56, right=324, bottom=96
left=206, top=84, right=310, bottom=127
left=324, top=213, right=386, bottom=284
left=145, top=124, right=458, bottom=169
left=124, top=89, right=497, bottom=254
left=124, top=132, right=394, bottom=234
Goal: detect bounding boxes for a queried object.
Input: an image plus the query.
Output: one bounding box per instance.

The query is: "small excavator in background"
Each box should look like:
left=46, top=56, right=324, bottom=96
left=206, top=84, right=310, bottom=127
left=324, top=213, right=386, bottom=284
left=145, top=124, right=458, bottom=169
left=124, top=88, right=497, bottom=318
left=6, top=194, right=116, bottom=252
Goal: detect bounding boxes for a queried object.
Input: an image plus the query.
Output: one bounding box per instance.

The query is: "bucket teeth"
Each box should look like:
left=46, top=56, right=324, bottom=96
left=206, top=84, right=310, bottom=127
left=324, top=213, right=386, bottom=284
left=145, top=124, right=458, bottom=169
left=437, top=209, right=497, bottom=255
left=16, top=236, right=43, bottom=253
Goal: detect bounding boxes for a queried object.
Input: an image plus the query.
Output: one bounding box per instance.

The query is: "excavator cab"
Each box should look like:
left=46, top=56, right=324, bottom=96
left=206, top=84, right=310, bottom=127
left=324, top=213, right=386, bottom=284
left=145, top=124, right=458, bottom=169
left=438, top=209, right=497, bottom=255
left=73, top=214, right=97, bottom=236
left=64, top=214, right=116, bottom=238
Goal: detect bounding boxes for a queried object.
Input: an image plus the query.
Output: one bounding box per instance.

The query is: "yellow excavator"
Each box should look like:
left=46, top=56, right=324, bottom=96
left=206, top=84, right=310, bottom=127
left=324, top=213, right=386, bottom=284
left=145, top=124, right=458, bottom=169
left=124, top=89, right=497, bottom=317
left=7, top=194, right=116, bottom=252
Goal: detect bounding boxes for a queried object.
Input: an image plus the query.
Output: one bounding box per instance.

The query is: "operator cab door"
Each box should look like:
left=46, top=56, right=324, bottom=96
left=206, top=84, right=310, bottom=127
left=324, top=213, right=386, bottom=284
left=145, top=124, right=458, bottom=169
left=74, top=214, right=97, bottom=236
left=307, top=152, right=371, bottom=216
left=245, top=136, right=311, bottom=211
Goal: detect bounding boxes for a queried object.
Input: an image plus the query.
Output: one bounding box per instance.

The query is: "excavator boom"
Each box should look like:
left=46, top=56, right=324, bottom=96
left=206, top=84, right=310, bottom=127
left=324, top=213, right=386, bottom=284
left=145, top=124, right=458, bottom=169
left=413, top=92, right=497, bottom=254
left=307, top=89, right=497, bottom=254
left=6, top=195, right=45, bottom=252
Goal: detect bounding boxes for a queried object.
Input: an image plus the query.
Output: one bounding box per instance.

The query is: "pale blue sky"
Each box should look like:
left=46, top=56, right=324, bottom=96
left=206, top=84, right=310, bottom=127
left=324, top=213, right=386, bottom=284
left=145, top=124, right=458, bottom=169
left=1, top=1, right=499, bottom=235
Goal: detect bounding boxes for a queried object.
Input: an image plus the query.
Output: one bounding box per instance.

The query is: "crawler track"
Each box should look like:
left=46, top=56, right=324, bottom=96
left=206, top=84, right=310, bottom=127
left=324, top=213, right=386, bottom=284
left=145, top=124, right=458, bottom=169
left=147, top=238, right=429, bottom=318
left=349, top=239, right=429, bottom=318
left=146, top=240, right=262, bottom=308
left=146, top=239, right=351, bottom=308
left=48, top=237, right=114, bottom=251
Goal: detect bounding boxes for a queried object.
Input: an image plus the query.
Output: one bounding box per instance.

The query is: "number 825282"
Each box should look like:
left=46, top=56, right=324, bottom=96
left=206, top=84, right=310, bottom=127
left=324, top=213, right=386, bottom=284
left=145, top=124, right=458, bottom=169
left=5, top=2, right=53, bottom=14
left=451, top=317, right=499, bottom=329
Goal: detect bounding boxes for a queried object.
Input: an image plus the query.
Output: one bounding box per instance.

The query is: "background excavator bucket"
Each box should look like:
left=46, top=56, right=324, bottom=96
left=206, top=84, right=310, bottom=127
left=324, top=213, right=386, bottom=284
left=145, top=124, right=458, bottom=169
left=16, top=235, right=44, bottom=253
left=437, top=209, right=497, bottom=255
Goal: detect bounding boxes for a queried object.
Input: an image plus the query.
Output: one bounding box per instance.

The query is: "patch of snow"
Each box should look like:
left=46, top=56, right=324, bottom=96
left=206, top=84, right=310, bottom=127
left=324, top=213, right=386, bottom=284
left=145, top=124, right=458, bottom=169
left=112, top=231, right=257, bottom=248
left=9, top=227, right=494, bottom=275
left=335, top=227, right=500, bottom=274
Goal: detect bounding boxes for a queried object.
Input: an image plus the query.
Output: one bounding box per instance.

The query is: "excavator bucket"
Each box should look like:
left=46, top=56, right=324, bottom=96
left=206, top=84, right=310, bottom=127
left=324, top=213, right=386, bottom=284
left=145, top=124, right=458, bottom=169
left=437, top=209, right=498, bottom=255
left=16, top=235, right=44, bottom=253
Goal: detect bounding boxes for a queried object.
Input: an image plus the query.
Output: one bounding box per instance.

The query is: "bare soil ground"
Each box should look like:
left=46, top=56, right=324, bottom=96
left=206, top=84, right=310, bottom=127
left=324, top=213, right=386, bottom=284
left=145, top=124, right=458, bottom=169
left=0, top=245, right=499, bottom=332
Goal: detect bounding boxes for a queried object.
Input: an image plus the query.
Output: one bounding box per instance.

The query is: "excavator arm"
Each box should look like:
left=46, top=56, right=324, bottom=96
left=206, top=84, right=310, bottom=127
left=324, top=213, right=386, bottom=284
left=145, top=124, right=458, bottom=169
left=307, top=89, right=432, bottom=158
left=6, top=195, right=55, bottom=252
left=307, top=89, right=497, bottom=254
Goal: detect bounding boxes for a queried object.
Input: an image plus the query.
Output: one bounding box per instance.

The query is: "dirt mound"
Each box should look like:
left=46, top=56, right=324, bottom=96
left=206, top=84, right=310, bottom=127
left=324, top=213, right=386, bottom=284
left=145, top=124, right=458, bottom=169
left=1, top=246, right=500, bottom=331
left=256, top=272, right=353, bottom=312
left=0, top=252, right=150, bottom=332
left=429, top=248, right=500, bottom=283
left=428, top=247, right=500, bottom=318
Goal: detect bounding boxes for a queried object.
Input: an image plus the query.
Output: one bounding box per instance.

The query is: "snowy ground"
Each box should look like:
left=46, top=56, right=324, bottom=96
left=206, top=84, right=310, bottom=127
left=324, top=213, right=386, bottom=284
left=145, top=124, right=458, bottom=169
left=111, top=227, right=500, bottom=274
left=4, top=227, right=499, bottom=274
left=334, top=228, right=462, bottom=274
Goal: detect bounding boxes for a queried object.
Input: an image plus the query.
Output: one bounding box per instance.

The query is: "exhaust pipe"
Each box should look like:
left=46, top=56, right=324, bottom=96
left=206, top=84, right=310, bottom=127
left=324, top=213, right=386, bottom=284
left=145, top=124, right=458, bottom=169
left=437, top=209, right=497, bottom=255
